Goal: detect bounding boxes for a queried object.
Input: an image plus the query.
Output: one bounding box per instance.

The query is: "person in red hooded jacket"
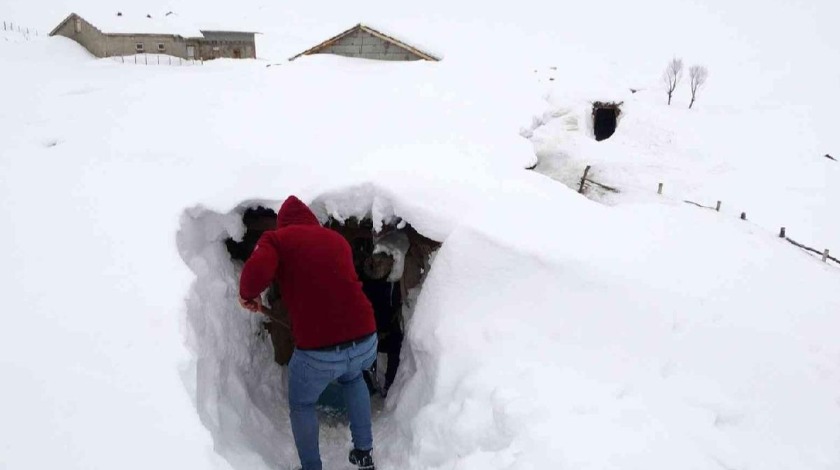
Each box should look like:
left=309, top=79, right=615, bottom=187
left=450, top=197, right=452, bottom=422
left=238, top=195, right=378, bottom=470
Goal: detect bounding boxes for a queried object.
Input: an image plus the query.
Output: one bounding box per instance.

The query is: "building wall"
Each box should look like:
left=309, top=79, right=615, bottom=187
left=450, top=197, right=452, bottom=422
left=100, top=35, right=195, bottom=59
left=317, top=29, right=422, bottom=61
left=198, top=31, right=256, bottom=59
left=52, top=15, right=199, bottom=59
left=52, top=16, right=254, bottom=60
left=52, top=14, right=107, bottom=57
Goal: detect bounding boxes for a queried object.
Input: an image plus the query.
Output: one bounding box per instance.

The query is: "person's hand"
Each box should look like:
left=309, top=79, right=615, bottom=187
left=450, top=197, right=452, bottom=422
left=239, top=296, right=261, bottom=313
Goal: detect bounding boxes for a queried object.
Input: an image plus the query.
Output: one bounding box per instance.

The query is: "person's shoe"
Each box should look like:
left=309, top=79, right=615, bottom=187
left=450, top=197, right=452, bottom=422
left=348, top=448, right=375, bottom=470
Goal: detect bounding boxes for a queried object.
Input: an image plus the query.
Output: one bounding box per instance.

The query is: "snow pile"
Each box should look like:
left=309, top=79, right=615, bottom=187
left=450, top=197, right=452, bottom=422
left=178, top=181, right=840, bottom=470
left=528, top=86, right=840, bottom=247
left=387, top=200, right=840, bottom=469
left=177, top=204, right=296, bottom=468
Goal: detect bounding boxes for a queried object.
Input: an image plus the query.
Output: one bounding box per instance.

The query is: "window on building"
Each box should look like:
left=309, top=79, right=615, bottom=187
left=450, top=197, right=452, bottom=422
left=157, top=43, right=165, bottom=53
left=135, top=43, right=144, bottom=52
left=74, top=18, right=81, bottom=33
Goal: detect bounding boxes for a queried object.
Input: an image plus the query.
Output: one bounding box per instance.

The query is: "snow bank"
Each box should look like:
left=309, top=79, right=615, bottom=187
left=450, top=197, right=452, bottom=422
left=529, top=86, right=840, bottom=247
left=385, top=202, right=840, bottom=469
left=176, top=182, right=840, bottom=470
left=177, top=203, right=296, bottom=468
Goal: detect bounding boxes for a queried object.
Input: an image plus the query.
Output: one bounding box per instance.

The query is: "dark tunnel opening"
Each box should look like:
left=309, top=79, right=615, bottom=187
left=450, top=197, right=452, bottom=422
left=593, top=103, right=620, bottom=141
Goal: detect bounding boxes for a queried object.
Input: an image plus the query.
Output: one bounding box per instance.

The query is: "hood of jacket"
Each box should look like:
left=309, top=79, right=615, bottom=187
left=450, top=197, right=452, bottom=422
left=276, top=195, right=320, bottom=228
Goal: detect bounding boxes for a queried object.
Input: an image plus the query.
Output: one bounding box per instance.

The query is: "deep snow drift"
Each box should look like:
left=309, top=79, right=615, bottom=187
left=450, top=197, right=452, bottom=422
left=1, top=1, right=839, bottom=469
left=177, top=179, right=840, bottom=469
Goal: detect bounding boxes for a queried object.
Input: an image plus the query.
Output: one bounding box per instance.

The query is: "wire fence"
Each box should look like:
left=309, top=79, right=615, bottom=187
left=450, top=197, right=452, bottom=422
left=2, top=20, right=40, bottom=39
left=578, top=164, right=838, bottom=269
left=108, top=54, right=204, bottom=66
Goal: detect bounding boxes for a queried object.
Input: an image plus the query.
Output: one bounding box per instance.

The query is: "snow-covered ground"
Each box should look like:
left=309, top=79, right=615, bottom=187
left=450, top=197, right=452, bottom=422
left=1, top=1, right=839, bottom=469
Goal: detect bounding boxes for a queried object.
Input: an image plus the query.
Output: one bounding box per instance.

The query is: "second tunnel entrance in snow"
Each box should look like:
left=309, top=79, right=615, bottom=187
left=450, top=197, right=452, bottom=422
left=593, top=102, right=621, bottom=141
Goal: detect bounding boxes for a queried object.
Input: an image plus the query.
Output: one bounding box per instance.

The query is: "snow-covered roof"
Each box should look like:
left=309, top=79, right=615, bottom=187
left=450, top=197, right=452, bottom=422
left=53, top=11, right=204, bottom=38
left=359, top=22, right=443, bottom=60
left=289, top=23, right=441, bottom=61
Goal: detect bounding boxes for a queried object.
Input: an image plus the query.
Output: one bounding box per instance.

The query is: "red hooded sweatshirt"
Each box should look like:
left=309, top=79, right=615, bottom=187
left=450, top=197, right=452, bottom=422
left=239, top=196, right=376, bottom=349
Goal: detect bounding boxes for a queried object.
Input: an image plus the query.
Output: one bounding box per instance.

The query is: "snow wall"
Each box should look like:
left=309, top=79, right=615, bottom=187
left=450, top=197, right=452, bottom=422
left=176, top=187, right=449, bottom=469
left=177, top=184, right=840, bottom=470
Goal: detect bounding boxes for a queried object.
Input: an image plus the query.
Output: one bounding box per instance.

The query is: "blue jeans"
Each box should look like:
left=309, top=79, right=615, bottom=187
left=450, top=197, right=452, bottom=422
left=289, top=334, right=378, bottom=470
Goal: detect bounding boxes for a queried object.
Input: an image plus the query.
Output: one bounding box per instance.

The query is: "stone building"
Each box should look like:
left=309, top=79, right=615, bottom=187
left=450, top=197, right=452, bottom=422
left=289, top=23, right=440, bottom=62
left=49, top=12, right=256, bottom=60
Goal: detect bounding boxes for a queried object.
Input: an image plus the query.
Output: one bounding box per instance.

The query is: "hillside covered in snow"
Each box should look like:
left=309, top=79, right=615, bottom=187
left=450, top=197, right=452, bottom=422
left=1, top=1, right=838, bottom=469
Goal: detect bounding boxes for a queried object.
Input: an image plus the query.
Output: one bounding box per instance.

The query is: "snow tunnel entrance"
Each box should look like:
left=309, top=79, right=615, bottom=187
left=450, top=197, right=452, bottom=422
left=593, top=102, right=620, bottom=141
left=224, top=206, right=441, bottom=397
left=179, top=199, right=443, bottom=468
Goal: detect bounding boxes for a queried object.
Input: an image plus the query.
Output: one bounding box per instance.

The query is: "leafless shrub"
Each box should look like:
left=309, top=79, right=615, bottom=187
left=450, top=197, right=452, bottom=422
left=662, top=57, right=683, bottom=105
left=689, top=65, right=709, bottom=109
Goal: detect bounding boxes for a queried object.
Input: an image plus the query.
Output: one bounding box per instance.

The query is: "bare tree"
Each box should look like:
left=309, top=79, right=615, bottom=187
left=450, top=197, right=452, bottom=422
left=662, top=57, right=683, bottom=105
left=688, top=65, right=709, bottom=109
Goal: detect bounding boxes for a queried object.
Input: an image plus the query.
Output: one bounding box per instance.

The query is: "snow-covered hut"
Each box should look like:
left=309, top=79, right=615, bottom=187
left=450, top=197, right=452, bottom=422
left=49, top=11, right=257, bottom=60
left=288, top=23, right=440, bottom=62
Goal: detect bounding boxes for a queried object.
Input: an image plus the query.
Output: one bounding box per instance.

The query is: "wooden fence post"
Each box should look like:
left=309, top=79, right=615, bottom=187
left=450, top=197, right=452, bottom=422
left=578, top=166, right=591, bottom=194
left=779, top=227, right=786, bottom=238
left=823, top=249, right=830, bottom=262
left=145, top=54, right=148, bottom=65
left=657, top=183, right=664, bottom=195
left=715, top=201, right=722, bottom=211
left=740, top=212, right=747, bottom=221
